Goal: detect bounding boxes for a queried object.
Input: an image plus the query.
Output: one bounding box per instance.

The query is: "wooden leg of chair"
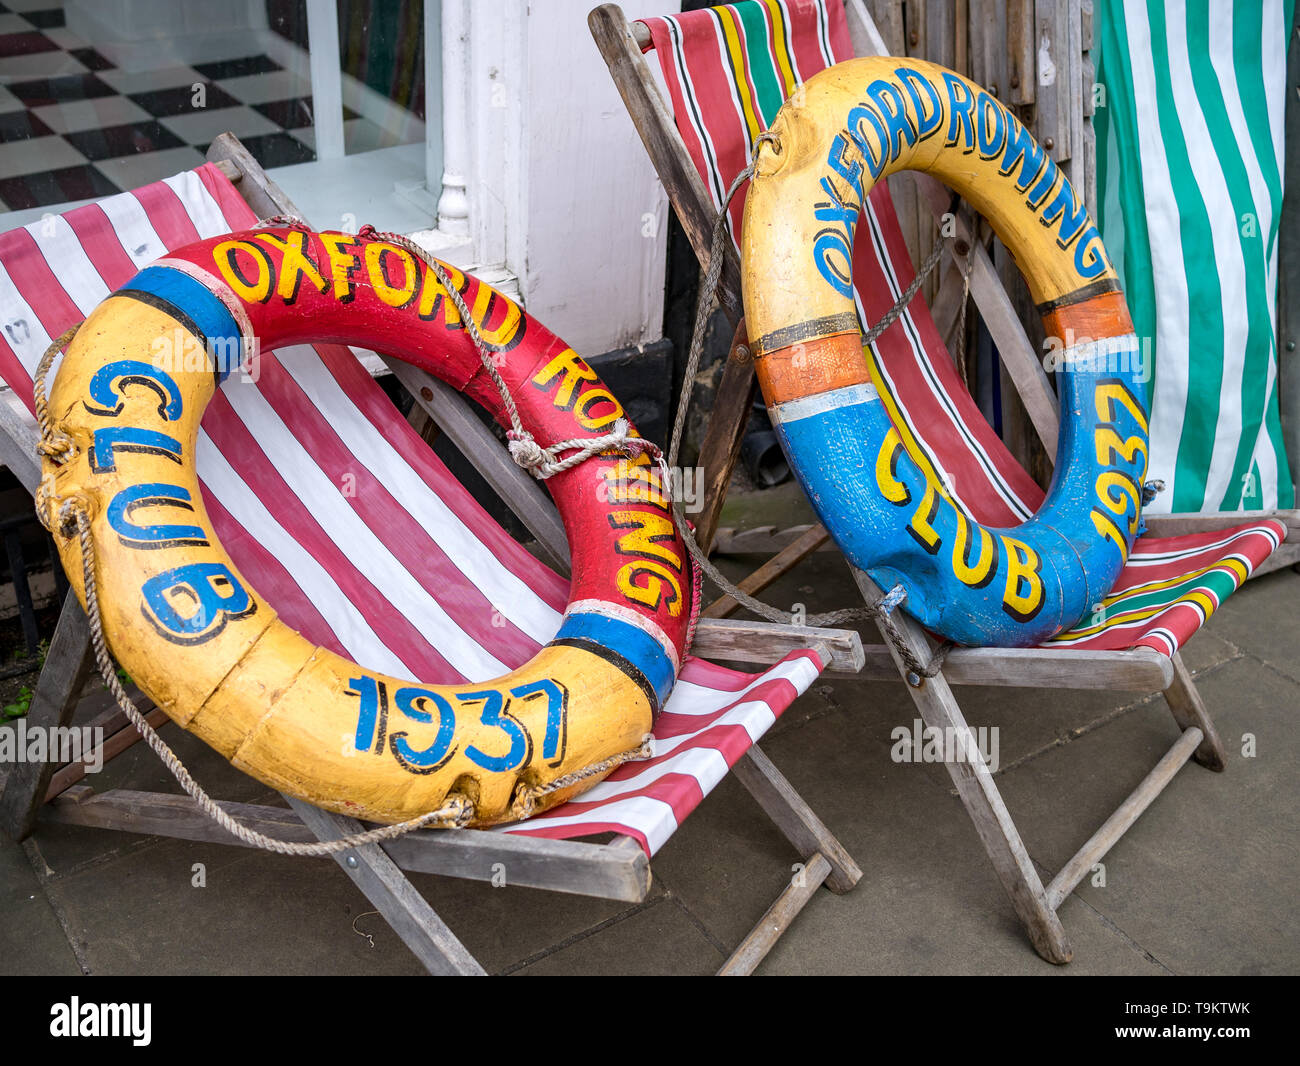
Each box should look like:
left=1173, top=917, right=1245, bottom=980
left=0, top=596, right=95, bottom=842
left=1163, top=651, right=1228, bottom=772
left=850, top=568, right=1073, bottom=964
left=731, top=746, right=862, bottom=894
left=692, top=321, right=758, bottom=554
left=287, top=797, right=487, bottom=976
left=717, top=851, right=832, bottom=975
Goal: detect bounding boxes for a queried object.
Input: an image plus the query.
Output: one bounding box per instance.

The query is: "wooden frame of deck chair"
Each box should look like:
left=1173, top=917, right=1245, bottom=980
left=591, top=0, right=1300, bottom=963
left=0, top=133, right=865, bottom=977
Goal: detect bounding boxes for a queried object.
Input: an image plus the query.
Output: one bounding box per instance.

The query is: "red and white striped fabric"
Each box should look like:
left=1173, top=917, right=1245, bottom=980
left=639, top=0, right=1285, bottom=657
left=0, top=164, right=825, bottom=857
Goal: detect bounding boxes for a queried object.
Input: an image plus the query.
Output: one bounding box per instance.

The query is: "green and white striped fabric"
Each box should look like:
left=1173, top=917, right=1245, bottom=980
left=1095, top=0, right=1295, bottom=512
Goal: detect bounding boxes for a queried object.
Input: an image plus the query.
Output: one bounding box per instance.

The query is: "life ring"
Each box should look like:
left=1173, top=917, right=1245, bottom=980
left=742, top=58, right=1148, bottom=647
left=39, top=226, right=693, bottom=825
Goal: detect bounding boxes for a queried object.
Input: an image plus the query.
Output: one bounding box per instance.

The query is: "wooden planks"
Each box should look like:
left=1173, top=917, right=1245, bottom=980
left=0, top=598, right=95, bottom=840
left=692, top=324, right=761, bottom=553
left=42, top=786, right=653, bottom=903
left=731, top=747, right=862, bottom=893
left=851, top=564, right=1073, bottom=964
left=849, top=642, right=1173, bottom=689
left=1044, top=726, right=1203, bottom=910
left=44, top=705, right=170, bottom=802
left=717, top=851, right=831, bottom=975
left=700, top=524, right=831, bottom=619
left=691, top=618, right=865, bottom=674
left=288, top=797, right=487, bottom=975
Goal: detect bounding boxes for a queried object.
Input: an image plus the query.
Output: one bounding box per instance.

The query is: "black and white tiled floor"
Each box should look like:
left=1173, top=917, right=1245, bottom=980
left=0, top=1, right=386, bottom=211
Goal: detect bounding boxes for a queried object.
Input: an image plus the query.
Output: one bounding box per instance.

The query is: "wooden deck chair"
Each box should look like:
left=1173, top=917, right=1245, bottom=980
left=0, top=135, right=865, bottom=976
left=590, top=0, right=1299, bottom=963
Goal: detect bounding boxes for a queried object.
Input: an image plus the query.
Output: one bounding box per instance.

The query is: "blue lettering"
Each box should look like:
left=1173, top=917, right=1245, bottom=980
left=509, top=678, right=569, bottom=764
left=897, top=66, right=942, bottom=139
left=90, top=425, right=182, bottom=473
left=813, top=229, right=854, bottom=298
left=864, top=78, right=914, bottom=164
left=390, top=686, right=458, bottom=772
left=461, top=689, right=529, bottom=772
left=140, top=562, right=252, bottom=643
left=106, top=482, right=207, bottom=549
left=84, top=359, right=182, bottom=422
left=942, top=72, right=975, bottom=150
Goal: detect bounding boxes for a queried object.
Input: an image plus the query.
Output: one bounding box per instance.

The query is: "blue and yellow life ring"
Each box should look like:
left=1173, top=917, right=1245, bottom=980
left=741, top=58, right=1147, bottom=647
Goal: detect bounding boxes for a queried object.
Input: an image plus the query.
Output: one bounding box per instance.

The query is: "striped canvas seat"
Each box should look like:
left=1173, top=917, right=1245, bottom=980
left=639, top=0, right=1285, bottom=656
left=0, top=165, right=825, bottom=856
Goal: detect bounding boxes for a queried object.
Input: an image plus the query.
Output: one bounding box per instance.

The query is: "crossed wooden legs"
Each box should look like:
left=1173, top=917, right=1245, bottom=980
left=850, top=566, right=1228, bottom=965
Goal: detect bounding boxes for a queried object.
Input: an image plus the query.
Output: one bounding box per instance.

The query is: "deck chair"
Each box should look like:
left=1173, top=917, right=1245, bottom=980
left=0, top=135, right=865, bottom=976
left=1094, top=0, right=1296, bottom=518
left=591, top=0, right=1299, bottom=963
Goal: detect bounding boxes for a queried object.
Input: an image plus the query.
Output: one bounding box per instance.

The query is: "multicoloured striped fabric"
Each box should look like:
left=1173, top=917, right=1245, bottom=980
left=0, top=165, right=825, bottom=857
left=639, top=0, right=1285, bottom=654
left=1094, top=0, right=1295, bottom=513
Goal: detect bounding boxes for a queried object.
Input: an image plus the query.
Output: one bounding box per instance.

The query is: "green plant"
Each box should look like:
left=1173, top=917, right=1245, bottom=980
left=3, top=685, right=32, bottom=719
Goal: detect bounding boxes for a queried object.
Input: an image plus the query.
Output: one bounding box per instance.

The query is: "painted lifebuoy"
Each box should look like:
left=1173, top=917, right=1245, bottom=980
left=742, top=58, right=1148, bottom=647
left=40, top=227, right=693, bottom=825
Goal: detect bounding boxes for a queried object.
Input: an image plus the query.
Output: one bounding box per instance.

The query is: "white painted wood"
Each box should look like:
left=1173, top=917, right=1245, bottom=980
left=514, top=1, right=675, bottom=354
left=425, top=0, right=444, bottom=202
left=306, top=0, right=345, bottom=161
left=437, top=0, right=472, bottom=236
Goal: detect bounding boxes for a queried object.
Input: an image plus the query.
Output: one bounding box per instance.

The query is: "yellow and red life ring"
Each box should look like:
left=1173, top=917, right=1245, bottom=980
left=39, top=226, right=693, bottom=825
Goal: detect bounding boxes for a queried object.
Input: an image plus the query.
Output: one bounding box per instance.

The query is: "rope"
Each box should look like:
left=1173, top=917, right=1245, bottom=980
left=663, top=134, right=953, bottom=685
left=511, top=738, right=653, bottom=821
left=953, top=237, right=975, bottom=391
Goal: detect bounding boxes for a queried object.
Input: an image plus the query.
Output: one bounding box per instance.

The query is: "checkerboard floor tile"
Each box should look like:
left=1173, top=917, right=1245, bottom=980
left=0, top=4, right=398, bottom=211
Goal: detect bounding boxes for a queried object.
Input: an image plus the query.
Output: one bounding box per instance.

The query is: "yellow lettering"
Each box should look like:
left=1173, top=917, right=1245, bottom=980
left=1001, top=537, right=1044, bottom=622
left=1089, top=508, right=1129, bottom=559
left=603, top=461, right=668, bottom=508
left=616, top=560, right=683, bottom=616
left=364, top=242, right=417, bottom=308
left=415, top=261, right=467, bottom=324
left=875, top=427, right=910, bottom=505
left=319, top=232, right=361, bottom=301
left=532, top=349, right=596, bottom=410
left=1094, top=426, right=1147, bottom=470
left=253, top=231, right=328, bottom=302
left=213, top=240, right=274, bottom=303
left=574, top=386, right=624, bottom=430
left=1094, top=381, right=1148, bottom=433
left=906, top=478, right=943, bottom=555
left=952, top=513, right=997, bottom=588
left=1096, top=470, right=1141, bottom=534
left=609, top=510, right=680, bottom=567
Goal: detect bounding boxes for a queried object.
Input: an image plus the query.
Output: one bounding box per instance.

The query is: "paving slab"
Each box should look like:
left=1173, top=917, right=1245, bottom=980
left=1203, top=567, right=1300, bottom=684
left=995, top=655, right=1300, bottom=974
left=512, top=897, right=726, bottom=976
left=0, top=835, right=82, bottom=975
